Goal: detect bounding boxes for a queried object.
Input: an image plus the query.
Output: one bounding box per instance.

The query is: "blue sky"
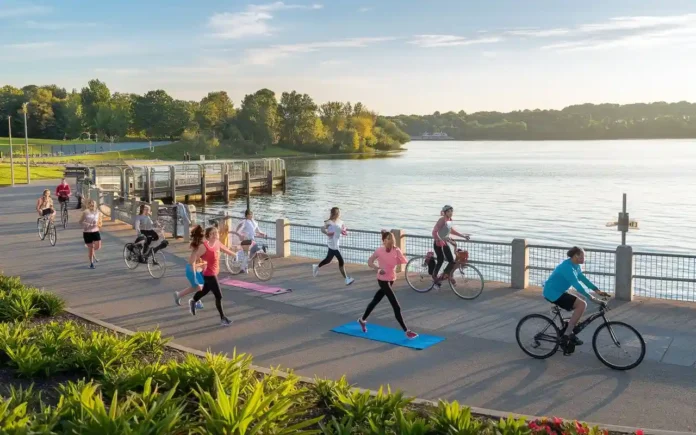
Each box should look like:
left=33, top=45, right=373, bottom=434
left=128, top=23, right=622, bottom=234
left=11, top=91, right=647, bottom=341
left=1, top=0, right=695, bottom=115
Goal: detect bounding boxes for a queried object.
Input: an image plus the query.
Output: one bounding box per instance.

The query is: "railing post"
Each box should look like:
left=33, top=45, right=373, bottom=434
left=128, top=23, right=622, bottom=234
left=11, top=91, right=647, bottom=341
left=267, top=170, right=274, bottom=194
left=223, top=170, right=230, bottom=203
left=151, top=201, right=159, bottom=220
left=183, top=215, right=191, bottom=242
left=615, top=245, right=634, bottom=301
left=144, top=168, right=152, bottom=203
left=200, top=167, right=207, bottom=206
left=392, top=229, right=406, bottom=272
left=110, top=192, right=116, bottom=222
left=276, top=218, right=290, bottom=257
left=170, top=165, right=177, bottom=201
left=282, top=168, right=287, bottom=193
left=131, top=200, right=139, bottom=229
left=511, top=238, right=529, bottom=289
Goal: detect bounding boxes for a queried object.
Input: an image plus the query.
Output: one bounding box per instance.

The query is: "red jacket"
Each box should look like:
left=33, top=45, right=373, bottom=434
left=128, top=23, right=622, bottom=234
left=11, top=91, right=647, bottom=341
left=56, top=184, right=71, bottom=198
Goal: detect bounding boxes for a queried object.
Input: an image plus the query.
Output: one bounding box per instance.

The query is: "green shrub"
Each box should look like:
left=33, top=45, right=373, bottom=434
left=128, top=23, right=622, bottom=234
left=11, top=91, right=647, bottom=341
left=431, top=400, right=486, bottom=435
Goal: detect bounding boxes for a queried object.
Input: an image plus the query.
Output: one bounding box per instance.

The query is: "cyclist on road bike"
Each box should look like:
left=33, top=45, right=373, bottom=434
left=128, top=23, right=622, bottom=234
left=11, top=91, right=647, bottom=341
left=543, top=246, right=610, bottom=351
left=431, top=205, right=470, bottom=284
left=36, top=189, right=56, bottom=221
left=55, top=178, right=71, bottom=207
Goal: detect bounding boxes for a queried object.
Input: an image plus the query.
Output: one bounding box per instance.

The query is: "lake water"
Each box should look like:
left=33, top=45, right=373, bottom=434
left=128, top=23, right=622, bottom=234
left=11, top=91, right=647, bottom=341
left=209, top=140, right=696, bottom=255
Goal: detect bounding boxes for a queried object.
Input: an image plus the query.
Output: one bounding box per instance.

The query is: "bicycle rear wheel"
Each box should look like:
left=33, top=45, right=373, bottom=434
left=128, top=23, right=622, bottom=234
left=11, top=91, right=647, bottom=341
left=253, top=252, right=273, bottom=281
left=405, top=256, right=435, bottom=293
left=123, top=243, right=140, bottom=270
left=61, top=207, right=68, bottom=228
left=516, top=314, right=561, bottom=359
left=592, top=321, right=645, bottom=370
left=449, top=264, right=484, bottom=300
left=225, top=253, right=243, bottom=275
left=147, top=251, right=167, bottom=278
left=48, top=223, right=57, bottom=246
left=37, top=218, right=46, bottom=240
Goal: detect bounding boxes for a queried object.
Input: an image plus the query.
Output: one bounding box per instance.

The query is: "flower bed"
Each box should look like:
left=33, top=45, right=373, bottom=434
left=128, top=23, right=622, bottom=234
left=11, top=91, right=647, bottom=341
left=0, top=274, right=645, bottom=434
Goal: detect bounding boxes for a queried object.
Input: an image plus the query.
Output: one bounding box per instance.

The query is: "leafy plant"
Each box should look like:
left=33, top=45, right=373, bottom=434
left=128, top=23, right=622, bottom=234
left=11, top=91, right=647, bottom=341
left=496, top=415, right=531, bottom=435
left=5, top=343, right=54, bottom=378
left=130, top=329, right=170, bottom=359
left=431, top=400, right=485, bottom=435
left=395, top=410, right=433, bottom=435
left=333, top=390, right=376, bottom=427
left=0, top=396, right=31, bottom=432
left=2, top=384, right=42, bottom=412
left=72, top=330, right=137, bottom=376
left=30, top=289, right=65, bottom=317
left=0, top=290, right=39, bottom=322
left=319, top=416, right=356, bottom=435
left=314, top=375, right=352, bottom=409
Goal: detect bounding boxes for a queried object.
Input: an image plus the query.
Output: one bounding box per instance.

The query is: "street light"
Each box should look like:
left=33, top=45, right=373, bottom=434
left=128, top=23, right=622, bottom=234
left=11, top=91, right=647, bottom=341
left=8, top=116, right=15, bottom=186
left=22, top=102, right=30, bottom=184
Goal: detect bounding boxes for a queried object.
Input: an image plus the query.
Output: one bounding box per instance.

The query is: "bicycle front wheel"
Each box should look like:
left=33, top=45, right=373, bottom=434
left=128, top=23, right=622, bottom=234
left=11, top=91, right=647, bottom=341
left=449, top=264, right=484, bottom=300
left=253, top=253, right=273, bottom=281
left=123, top=244, right=139, bottom=270
left=61, top=208, right=68, bottom=228
left=592, top=321, right=646, bottom=370
left=37, top=219, right=46, bottom=240
left=147, top=251, right=167, bottom=278
left=404, top=256, right=435, bottom=293
left=516, top=314, right=561, bottom=359
left=225, top=253, right=243, bottom=275
left=48, top=224, right=57, bottom=246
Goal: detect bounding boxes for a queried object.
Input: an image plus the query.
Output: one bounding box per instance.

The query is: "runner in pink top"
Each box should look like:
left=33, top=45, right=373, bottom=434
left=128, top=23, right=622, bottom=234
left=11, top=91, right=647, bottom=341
left=358, top=231, right=418, bottom=339
left=188, top=226, right=237, bottom=326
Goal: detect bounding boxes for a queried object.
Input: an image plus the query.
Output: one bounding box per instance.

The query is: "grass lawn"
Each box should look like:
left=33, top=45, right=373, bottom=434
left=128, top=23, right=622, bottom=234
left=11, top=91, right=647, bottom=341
left=0, top=163, right=64, bottom=186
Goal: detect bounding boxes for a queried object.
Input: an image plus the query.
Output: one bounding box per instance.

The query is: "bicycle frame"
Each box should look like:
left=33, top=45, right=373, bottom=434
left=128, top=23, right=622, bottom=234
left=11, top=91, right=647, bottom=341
left=550, top=305, right=609, bottom=337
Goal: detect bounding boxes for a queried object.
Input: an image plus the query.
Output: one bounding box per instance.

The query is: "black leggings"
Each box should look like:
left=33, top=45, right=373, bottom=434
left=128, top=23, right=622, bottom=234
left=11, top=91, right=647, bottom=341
left=318, top=249, right=346, bottom=277
left=193, top=275, right=226, bottom=319
left=140, top=230, right=159, bottom=254
left=361, top=280, right=407, bottom=331
left=433, top=242, right=455, bottom=277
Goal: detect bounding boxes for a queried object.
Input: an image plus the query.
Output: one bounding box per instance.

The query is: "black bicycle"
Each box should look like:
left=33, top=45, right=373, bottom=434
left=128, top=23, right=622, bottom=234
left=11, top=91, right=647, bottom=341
left=123, top=223, right=169, bottom=278
left=516, top=297, right=645, bottom=370
left=36, top=215, right=57, bottom=246
left=59, top=198, right=69, bottom=228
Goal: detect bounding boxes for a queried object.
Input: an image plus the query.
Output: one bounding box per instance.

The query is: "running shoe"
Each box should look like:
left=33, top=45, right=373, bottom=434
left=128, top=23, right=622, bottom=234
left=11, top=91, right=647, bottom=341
left=89, top=263, right=95, bottom=269
left=173, top=292, right=181, bottom=306
left=358, top=318, right=367, bottom=333
left=312, top=264, right=319, bottom=277
left=189, top=299, right=197, bottom=316
left=220, top=317, right=233, bottom=326
left=196, top=301, right=204, bottom=309
left=345, top=277, right=355, bottom=286
left=405, top=330, right=418, bottom=340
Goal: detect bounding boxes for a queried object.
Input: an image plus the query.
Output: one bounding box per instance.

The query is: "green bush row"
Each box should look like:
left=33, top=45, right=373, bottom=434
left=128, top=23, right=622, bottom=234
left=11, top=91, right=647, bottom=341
left=0, top=275, right=65, bottom=322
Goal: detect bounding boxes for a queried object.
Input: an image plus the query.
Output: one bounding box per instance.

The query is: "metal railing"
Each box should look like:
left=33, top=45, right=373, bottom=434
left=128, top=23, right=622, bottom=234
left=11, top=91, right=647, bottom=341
left=528, top=245, right=616, bottom=293
left=289, top=223, right=382, bottom=265
left=633, top=252, right=696, bottom=301
left=190, top=211, right=277, bottom=256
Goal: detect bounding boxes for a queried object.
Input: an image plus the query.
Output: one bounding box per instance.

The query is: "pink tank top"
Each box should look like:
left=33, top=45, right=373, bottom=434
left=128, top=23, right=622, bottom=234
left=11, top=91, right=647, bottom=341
left=201, top=240, right=220, bottom=276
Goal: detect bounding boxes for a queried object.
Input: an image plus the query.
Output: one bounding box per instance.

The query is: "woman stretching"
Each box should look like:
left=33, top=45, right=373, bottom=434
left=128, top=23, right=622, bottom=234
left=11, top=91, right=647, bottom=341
left=188, top=226, right=235, bottom=326
left=431, top=205, right=470, bottom=283
left=312, top=207, right=354, bottom=285
left=78, top=199, right=102, bottom=269
left=358, top=231, right=418, bottom=340
left=173, top=225, right=205, bottom=310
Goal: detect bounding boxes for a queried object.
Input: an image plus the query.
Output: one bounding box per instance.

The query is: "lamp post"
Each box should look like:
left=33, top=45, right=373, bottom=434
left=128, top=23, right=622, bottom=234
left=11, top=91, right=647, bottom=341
left=8, top=116, right=15, bottom=186
left=22, top=102, right=30, bottom=184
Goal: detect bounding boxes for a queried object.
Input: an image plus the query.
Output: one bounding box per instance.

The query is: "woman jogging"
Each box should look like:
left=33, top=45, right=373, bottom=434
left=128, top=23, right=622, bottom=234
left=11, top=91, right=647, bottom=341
left=36, top=189, right=55, bottom=220
left=173, top=225, right=205, bottom=310
left=358, top=230, right=418, bottom=339
left=431, top=205, right=470, bottom=283
left=78, top=199, right=102, bottom=269
left=312, top=207, right=354, bottom=285
left=188, top=225, right=236, bottom=326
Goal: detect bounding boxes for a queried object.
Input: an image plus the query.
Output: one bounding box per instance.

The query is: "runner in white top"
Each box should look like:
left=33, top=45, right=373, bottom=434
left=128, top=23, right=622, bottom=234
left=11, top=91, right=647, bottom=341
left=312, top=207, right=354, bottom=285
left=233, top=209, right=266, bottom=273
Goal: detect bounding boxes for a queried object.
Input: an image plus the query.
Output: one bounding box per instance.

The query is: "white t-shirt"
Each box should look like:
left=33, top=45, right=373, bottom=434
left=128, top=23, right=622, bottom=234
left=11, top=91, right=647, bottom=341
left=82, top=210, right=101, bottom=233
left=240, top=219, right=259, bottom=241
left=325, top=219, right=345, bottom=250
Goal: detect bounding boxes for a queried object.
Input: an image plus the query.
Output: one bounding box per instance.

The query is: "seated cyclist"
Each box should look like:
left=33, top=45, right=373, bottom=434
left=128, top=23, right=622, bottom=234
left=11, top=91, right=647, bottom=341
left=133, top=204, right=158, bottom=257
left=55, top=178, right=71, bottom=206
left=36, top=189, right=56, bottom=221
left=543, top=246, right=610, bottom=350
left=233, top=209, right=266, bottom=273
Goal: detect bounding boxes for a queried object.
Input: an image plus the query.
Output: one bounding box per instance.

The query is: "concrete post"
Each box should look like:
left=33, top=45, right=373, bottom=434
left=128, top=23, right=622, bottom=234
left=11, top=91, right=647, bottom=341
left=282, top=168, right=287, bottom=193
left=131, top=200, right=139, bottom=229
left=223, top=172, right=230, bottom=203
left=392, top=229, right=406, bottom=272
left=511, top=238, right=529, bottom=289
left=170, top=166, right=177, bottom=202
left=144, top=168, right=151, bottom=203
left=151, top=201, right=159, bottom=220
left=267, top=170, right=274, bottom=194
left=275, top=218, right=290, bottom=257
left=615, top=245, right=634, bottom=301
left=109, top=192, right=116, bottom=222
left=183, top=217, right=190, bottom=242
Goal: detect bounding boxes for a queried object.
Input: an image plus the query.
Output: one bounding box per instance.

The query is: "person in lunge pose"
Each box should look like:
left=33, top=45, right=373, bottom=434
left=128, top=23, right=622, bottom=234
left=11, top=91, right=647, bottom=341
left=431, top=205, right=470, bottom=284
left=188, top=226, right=236, bottom=326
left=358, top=230, right=418, bottom=339
left=173, top=225, right=205, bottom=310
left=312, top=207, right=354, bottom=285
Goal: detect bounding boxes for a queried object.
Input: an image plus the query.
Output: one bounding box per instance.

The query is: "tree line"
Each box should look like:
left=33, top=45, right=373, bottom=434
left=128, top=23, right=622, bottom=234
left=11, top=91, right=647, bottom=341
left=0, top=80, right=410, bottom=154
left=391, top=102, right=696, bottom=140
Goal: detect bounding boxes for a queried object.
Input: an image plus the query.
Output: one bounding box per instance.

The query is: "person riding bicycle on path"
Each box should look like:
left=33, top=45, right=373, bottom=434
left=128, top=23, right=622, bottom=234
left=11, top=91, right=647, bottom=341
left=36, top=189, right=56, bottom=221
left=55, top=178, right=71, bottom=207
left=134, top=204, right=158, bottom=258
left=431, top=205, right=470, bottom=284
left=543, top=246, right=611, bottom=351
left=234, top=209, right=266, bottom=274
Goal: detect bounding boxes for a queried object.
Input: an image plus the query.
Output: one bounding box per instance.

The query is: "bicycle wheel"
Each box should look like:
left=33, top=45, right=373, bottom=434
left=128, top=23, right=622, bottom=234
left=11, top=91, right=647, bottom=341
left=48, top=223, right=57, bottom=246
left=516, top=314, right=561, bottom=359
left=449, top=264, right=484, bottom=300
left=123, top=244, right=140, bottom=270
left=147, top=251, right=167, bottom=279
left=253, top=252, right=273, bottom=281
left=37, top=218, right=46, bottom=240
left=592, top=321, right=646, bottom=370
left=405, top=256, right=435, bottom=293
left=225, top=253, right=243, bottom=275
left=61, top=207, right=68, bottom=228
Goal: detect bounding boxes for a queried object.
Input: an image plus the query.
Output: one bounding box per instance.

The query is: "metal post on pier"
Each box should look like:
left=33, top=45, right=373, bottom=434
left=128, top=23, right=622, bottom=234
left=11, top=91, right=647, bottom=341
left=244, top=171, right=251, bottom=212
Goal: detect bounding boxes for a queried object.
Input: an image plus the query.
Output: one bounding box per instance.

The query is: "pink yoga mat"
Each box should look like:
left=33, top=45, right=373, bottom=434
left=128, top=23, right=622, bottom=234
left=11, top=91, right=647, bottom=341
left=219, top=279, right=291, bottom=295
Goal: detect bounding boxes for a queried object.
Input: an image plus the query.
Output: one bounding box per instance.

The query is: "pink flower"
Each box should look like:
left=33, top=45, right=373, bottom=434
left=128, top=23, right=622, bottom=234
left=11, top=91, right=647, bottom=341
left=546, top=426, right=554, bottom=435
left=553, top=417, right=563, bottom=425
left=636, top=431, right=644, bottom=435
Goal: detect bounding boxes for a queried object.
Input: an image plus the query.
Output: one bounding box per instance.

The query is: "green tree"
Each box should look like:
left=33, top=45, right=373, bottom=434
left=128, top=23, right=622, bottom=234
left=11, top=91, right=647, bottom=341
left=237, top=88, right=280, bottom=147
left=53, top=92, right=84, bottom=139
left=278, top=91, right=319, bottom=147
left=0, top=85, right=25, bottom=137
left=80, top=79, right=111, bottom=130
left=26, top=87, right=56, bottom=138
left=133, top=90, right=174, bottom=139
left=195, top=91, right=235, bottom=134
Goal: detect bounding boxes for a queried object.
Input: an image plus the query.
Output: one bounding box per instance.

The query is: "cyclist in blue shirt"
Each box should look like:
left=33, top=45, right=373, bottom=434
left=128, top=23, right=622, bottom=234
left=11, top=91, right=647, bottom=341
left=543, top=247, right=610, bottom=350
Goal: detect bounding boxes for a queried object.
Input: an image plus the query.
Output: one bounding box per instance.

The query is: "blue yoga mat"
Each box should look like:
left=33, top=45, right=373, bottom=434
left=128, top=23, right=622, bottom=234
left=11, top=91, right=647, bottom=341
left=331, top=322, right=445, bottom=350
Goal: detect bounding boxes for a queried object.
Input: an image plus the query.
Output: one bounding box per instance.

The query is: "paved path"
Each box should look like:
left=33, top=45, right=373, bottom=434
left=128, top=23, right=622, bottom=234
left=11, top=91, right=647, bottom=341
left=2, top=182, right=696, bottom=432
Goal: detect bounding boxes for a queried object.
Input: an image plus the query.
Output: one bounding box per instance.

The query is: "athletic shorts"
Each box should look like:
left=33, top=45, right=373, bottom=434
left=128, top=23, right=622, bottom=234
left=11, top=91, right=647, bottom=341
left=41, top=208, right=53, bottom=216
left=550, top=292, right=577, bottom=311
left=185, top=264, right=204, bottom=288
left=83, top=232, right=101, bottom=245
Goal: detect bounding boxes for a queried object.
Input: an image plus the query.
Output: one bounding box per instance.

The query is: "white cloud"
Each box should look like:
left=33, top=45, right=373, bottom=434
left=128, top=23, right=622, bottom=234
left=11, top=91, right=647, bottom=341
left=358, top=7, right=372, bottom=13
left=245, top=37, right=395, bottom=65
left=409, top=34, right=502, bottom=48
left=26, top=20, right=98, bottom=30
left=505, top=28, right=570, bottom=37
left=0, top=4, right=50, bottom=18
left=208, top=2, right=323, bottom=39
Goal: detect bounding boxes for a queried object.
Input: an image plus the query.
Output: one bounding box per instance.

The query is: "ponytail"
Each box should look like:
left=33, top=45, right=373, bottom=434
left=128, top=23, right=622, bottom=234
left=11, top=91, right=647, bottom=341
left=189, top=225, right=204, bottom=249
